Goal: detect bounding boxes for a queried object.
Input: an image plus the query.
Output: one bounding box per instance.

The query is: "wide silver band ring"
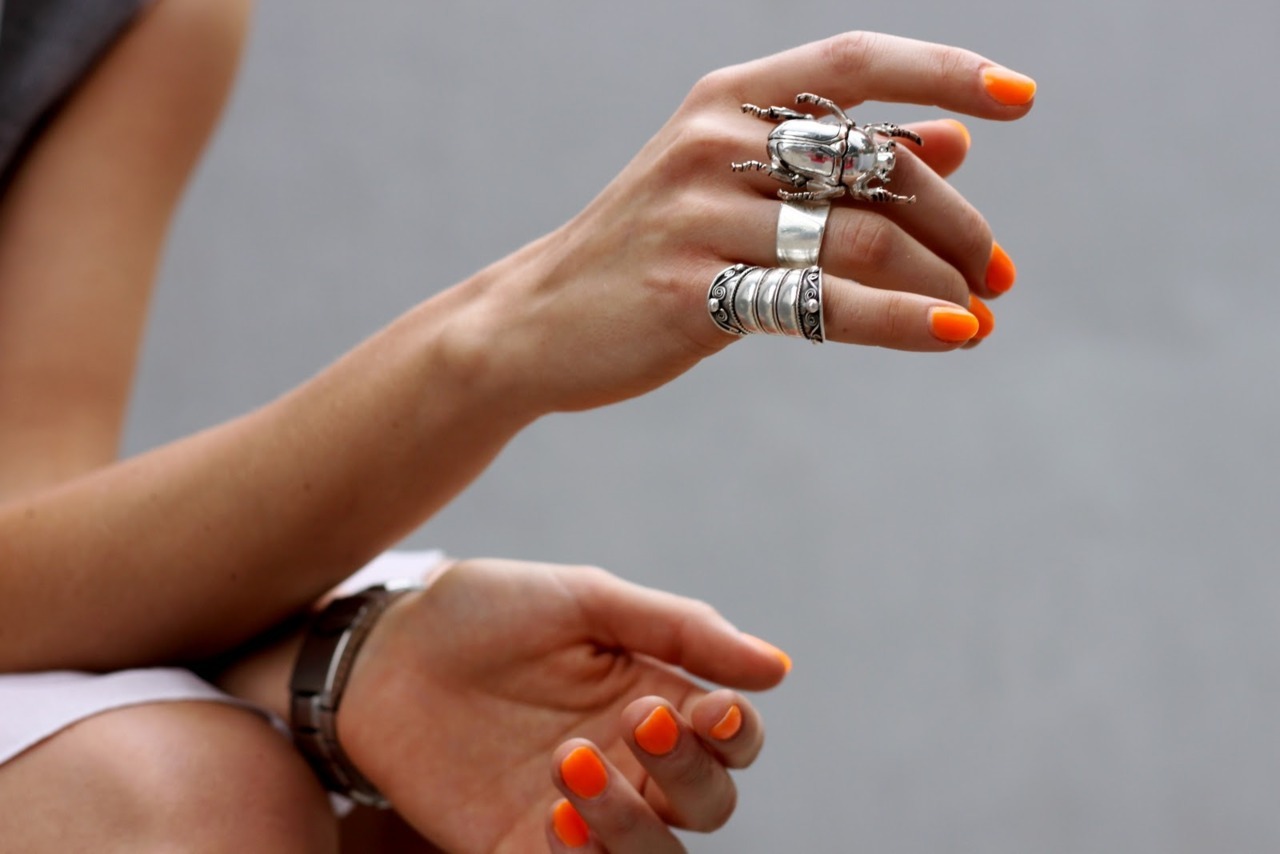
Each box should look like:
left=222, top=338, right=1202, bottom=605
left=776, top=201, right=830, bottom=268
left=707, top=263, right=824, bottom=344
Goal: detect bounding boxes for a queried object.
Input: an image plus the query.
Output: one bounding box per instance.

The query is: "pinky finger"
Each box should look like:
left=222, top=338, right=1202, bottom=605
left=824, top=274, right=979, bottom=350
left=903, top=118, right=973, bottom=180
left=548, top=799, right=603, bottom=852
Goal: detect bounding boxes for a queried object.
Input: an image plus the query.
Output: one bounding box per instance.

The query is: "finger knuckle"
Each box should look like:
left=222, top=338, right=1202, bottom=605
left=675, top=599, right=726, bottom=647
left=823, top=30, right=877, bottom=79
left=880, top=291, right=911, bottom=341
left=669, top=751, right=716, bottom=793
left=935, top=269, right=970, bottom=307
left=686, top=599, right=724, bottom=628
left=572, top=564, right=613, bottom=585
left=668, top=115, right=734, bottom=171
left=929, top=42, right=983, bottom=84
left=686, top=787, right=738, bottom=833
left=637, top=243, right=698, bottom=300
left=842, top=215, right=897, bottom=269
left=954, top=217, right=994, bottom=284
left=587, top=801, right=645, bottom=839
left=689, top=66, right=746, bottom=107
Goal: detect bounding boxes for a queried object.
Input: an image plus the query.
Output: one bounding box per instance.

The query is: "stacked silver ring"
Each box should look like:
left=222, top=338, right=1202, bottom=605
left=776, top=201, right=830, bottom=268
left=707, top=263, right=824, bottom=344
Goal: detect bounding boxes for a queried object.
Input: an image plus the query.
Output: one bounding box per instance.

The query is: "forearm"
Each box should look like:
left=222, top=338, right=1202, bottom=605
left=0, top=268, right=536, bottom=672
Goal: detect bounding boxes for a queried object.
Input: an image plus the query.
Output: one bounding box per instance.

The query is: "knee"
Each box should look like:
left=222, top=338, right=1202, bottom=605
left=14, top=701, right=337, bottom=852
left=121, top=702, right=336, bottom=850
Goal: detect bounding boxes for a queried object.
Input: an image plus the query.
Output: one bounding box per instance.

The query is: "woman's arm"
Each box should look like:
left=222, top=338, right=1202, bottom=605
left=0, top=0, right=537, bottom=672
left=0, top=29, right=1034, bottom=673
left=0, top=285, right=537, bottom=671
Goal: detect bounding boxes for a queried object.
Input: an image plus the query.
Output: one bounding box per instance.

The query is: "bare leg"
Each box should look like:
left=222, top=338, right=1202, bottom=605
left=0, top=702, right=339, bottom=852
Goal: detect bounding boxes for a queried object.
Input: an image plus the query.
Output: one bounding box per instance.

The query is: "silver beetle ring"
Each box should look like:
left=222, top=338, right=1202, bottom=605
left=777, top=201, right=830, bottom=268
left=707, top=264, right=824, bottom=344
left=731, top=92, right=921, bottom=205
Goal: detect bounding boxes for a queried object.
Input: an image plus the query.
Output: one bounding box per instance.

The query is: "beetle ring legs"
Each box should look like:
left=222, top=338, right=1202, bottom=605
left=707, top=264, right=825, bottom=344
left=731, top=92, right=921, bottom=205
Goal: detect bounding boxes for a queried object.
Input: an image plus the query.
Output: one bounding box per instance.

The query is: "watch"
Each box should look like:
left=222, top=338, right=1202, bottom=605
left=288, top=581, right=418, bottom=808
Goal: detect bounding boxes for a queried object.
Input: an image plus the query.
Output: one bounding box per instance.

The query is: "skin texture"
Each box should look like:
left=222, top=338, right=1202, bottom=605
left=0, top=0, right=250, bottom=498
left=0, top=4, right=1034, bottom=849
left=337, top=559, right=785, bottom=853
left=0, top=29, right=1030, bottom=674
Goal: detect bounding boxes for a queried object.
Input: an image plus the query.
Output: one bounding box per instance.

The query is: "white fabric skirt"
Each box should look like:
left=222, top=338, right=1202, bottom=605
left=0, top=549, right=445, bottom=767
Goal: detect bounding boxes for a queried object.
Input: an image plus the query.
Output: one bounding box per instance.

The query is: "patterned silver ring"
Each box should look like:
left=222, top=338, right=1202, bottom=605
left=777, top=201, right=830, bottom=268
left=706, top=263, right=824, bottom=344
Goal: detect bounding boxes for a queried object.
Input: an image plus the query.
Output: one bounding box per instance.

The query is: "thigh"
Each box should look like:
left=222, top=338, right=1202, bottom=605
left=0, top=700, right=338, bottom=853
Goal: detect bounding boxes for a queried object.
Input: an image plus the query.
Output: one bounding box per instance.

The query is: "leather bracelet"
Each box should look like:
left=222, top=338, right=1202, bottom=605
left=289, top=581, right=418, bottom=808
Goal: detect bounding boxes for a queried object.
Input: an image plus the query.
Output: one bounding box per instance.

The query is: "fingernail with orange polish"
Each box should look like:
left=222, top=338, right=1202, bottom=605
left=744, top=634, right=792, bottom=674
left=560, top=746, right=608, bottom=799
left=943, top=118, right=971, bottom=152
left=710, top=705, right=744, bottom=741
left=928, top=307, right=979, bottom=343
left=552, top=799, right=590, bottom=848
left=981, top=67, right=1037, bottom=106
left=634, top=705, right=680, bottom=756
left=986, top=242, right=1017, bottom=294
left=968, top=295, right=995, bottom=340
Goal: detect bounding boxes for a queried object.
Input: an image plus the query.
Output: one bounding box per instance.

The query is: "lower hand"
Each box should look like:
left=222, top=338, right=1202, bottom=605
left=339, top=558, right=790, bottom=852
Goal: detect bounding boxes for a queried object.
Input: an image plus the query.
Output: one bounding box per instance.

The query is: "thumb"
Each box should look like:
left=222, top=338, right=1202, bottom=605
left=564, top=566, right=792, bottom=691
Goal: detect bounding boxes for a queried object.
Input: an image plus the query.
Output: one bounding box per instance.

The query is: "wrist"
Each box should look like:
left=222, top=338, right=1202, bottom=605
left=208, top=619, right=308, bottom=722
left=434, top=232, right=575, bottom=418
left=289, top=582, right=420, bottom=808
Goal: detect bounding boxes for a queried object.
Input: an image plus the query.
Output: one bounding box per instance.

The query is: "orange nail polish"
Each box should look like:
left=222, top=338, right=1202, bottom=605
left=968, top=294, right=995, bottom=340
left=985, top=242, right=1017, bottom=294
left=981, top=67, right=1037, bottom=106
left=929, top=307, right=979, bottom=343
left=552, top=799, right=590, bottom=848
left=634, top=705, right=680, bottom=756
left=560, top=747, right=608, bottom=799
left=744, top=634, right=792, bottom=673
left=710, top=705, right=743, bottom=741
left=942, top=118, right=971, bottom=152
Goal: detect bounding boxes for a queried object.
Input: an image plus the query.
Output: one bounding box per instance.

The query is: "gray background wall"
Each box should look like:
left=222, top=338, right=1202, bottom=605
left=125, top=1, right=1280, bottom=851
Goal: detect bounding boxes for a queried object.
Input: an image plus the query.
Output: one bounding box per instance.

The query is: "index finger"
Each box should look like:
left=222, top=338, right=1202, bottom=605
left=703, top=31, right=1036, bottom=119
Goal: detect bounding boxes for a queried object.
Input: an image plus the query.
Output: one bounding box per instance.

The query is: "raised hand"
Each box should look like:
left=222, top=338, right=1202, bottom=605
left=452, top=32, right=1034, bottom=414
